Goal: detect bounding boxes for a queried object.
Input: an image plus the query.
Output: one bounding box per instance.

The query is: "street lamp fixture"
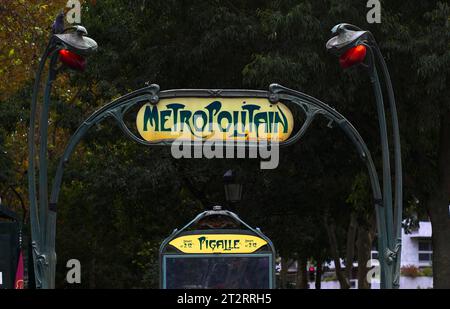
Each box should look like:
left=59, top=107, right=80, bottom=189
left=326, top=24, right=370, bottom=69
left=54, top=25, right=97, bottom=55
left=55, top=25, right=97, bottom=71
left=223, top=170, right=243, bottom=204
left=326, top=24, right=369, bottom=54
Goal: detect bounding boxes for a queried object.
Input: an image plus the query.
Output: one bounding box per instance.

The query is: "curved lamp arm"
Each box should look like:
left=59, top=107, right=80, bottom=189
left=27, top=39, right=59, bottom=289
left=367, top=37, right=403, bottom=289
left=28, top=41, right=54, bottom=241
left=362, top=43, right=395, bottom=245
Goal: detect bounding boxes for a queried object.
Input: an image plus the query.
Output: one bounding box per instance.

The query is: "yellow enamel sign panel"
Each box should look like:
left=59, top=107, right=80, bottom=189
left=136, top=98, right=294, bottom=142
left=169, top=234, right=268, bottom=254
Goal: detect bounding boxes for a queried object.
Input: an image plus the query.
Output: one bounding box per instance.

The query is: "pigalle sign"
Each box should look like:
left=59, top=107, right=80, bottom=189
left=169, top=234, right=268, bottom=254
left=136, top=98, right=294, bottom=143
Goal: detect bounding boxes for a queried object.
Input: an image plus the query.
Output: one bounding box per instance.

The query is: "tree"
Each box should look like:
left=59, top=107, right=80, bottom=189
left=411, top=2, right=450, bottom=288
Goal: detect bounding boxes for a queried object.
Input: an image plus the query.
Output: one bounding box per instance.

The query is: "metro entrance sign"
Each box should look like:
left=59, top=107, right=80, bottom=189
left=28, top=16, right=402, bottom=289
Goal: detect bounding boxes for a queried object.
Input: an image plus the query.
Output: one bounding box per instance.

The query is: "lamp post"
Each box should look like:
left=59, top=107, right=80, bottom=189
left=326, top=23, right=403, bottom=289
left=223, top=170, right=243, bottom=208
left=28, top=13, right=97, bottom=289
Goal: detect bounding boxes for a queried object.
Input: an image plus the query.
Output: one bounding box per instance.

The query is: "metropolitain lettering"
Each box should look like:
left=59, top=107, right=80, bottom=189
left=142, top=100, right=289, bottom=139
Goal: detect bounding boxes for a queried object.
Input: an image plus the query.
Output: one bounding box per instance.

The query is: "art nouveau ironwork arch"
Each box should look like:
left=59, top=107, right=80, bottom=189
left=39, top=83, right=390, bottom=289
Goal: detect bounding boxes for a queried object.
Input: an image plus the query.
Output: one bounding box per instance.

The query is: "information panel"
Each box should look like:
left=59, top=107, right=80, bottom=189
left=163, top=254, right=272, bottom=289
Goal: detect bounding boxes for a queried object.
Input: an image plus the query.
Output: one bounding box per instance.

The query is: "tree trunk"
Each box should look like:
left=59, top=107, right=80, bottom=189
left=357, top=226, right=372, bottom=289
left=345, top=213, right=357, bottom=281
left=325, top=217, right=350, bottom=289
left=428, top=109, right=450, bottom=288
left=315, top=261, right=322, bottom=289
left=296, top=258, right=308, bottom=289
left=280, top=257, right=288, bottom=289
left=429, top=194, right=450, bottom=288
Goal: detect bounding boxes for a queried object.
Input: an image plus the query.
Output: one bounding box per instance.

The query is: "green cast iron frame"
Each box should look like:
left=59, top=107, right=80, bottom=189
left=28, top=22, right=401, bottom=290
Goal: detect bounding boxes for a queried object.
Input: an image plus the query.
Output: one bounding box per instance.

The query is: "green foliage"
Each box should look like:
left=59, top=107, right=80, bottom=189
left=421, top=267, right=433, bottom=277
left=133, top=241, right=160, bottom=288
